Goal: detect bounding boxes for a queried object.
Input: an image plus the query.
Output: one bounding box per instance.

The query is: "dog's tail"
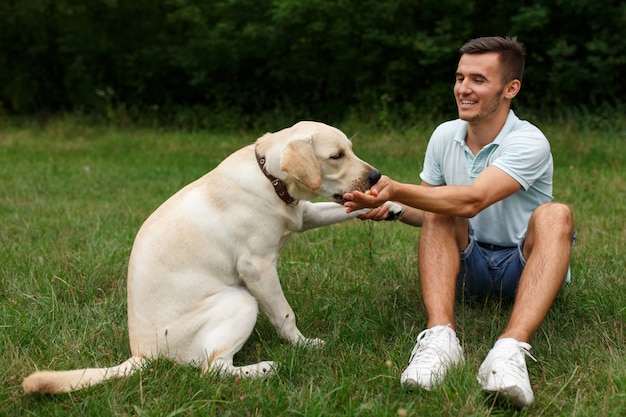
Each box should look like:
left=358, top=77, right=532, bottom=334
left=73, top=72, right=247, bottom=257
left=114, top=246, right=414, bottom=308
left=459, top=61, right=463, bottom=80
left=22, top=356, right=145, bottom=394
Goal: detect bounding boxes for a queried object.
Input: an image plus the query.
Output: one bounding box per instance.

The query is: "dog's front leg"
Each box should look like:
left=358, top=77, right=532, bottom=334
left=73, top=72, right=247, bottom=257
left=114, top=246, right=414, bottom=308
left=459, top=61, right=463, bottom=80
left=238, top=258, right=323, bottom=346
left=300, top=201, right=404, bottom=231
left=299, top=201, right=368, bottom=231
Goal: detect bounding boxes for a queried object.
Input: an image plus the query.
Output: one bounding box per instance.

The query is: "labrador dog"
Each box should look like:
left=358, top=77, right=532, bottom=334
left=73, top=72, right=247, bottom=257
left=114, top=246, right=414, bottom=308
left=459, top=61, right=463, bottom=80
left=23, top=121, right=403, bottom=394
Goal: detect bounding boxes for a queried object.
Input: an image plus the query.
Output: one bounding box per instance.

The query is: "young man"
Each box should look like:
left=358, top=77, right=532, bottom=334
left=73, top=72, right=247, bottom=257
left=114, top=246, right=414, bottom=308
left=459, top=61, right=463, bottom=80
left=344, top=36, right=575, bottom=408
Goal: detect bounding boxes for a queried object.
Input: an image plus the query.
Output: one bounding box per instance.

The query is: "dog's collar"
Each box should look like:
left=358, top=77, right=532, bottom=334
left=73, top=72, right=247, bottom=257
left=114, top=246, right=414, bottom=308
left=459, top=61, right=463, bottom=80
left=255, top=148, right=297, bottom=206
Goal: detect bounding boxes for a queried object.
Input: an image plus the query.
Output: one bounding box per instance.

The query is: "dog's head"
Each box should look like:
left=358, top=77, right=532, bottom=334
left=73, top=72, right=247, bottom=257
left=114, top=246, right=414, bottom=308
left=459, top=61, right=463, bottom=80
left=256, top=121, right=381, bottom=203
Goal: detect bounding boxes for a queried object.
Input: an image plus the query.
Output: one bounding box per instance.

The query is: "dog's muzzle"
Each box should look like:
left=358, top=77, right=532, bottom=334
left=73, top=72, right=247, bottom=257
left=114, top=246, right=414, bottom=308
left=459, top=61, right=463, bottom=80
left=332, top=168, right=382, bottom=204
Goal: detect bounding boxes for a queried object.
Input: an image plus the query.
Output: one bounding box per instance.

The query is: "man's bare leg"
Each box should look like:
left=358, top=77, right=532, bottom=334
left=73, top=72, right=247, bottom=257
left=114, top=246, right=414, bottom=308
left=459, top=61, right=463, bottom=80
left=418, top=212, right=469, bottom=330
left=399, top=212, right=468, bottom=389
left=478, top=202, right=575, bottom=407
left=501, top=202, right=575, bottom=342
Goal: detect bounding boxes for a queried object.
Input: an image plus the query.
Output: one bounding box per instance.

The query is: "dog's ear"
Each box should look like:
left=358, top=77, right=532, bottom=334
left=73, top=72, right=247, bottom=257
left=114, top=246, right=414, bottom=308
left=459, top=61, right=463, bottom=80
left=280, top=137, right=322, bottom=190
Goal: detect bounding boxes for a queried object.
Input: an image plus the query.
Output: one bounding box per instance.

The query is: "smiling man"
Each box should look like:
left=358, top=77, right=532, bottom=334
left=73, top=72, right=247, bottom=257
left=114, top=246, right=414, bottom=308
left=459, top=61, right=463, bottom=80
left=344, top=36, right=575, bottom=408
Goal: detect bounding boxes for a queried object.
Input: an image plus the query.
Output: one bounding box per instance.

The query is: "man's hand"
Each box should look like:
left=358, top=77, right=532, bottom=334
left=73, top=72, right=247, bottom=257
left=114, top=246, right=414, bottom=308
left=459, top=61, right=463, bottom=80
left=356, top=203, right=390, bottom=221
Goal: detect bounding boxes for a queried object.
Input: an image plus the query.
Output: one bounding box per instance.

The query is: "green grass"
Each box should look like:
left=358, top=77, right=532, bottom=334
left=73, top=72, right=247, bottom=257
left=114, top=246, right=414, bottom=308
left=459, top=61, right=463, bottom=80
left=1, top=115, right=625, bottom=416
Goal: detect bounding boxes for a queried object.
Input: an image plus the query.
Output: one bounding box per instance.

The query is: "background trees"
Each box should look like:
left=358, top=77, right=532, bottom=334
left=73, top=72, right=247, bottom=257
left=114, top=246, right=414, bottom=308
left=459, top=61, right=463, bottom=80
left=1, top=0, right=624, bottom=124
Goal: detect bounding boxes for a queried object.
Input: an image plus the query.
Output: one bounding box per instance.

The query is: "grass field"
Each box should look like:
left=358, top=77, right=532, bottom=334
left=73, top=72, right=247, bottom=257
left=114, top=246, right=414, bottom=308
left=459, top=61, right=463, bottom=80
left=1, top=115, right=625, bottom=416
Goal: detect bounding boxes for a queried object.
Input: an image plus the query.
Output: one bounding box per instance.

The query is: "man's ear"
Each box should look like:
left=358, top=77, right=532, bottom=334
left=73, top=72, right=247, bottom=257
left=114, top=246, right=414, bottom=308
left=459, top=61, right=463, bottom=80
left=280, top=137, right=322, bottom=190
left=505, top=79, right=521, bottom=99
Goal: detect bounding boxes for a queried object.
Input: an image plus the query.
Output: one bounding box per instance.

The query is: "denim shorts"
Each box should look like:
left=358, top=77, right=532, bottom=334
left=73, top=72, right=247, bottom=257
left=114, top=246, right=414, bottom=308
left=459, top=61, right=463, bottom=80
left=457, top=232, right=575, bottom=302
left=457, top=238, right=525, bottom=301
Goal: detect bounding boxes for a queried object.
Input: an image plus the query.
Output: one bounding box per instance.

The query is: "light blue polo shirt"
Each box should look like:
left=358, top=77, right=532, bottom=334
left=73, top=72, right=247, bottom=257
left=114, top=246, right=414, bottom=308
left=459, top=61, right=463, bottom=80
left=420, top=110, right=553, bottom=247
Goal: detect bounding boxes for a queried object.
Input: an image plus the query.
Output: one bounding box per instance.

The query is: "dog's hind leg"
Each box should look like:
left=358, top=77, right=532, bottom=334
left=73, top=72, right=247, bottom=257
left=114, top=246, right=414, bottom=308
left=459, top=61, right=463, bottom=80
left=197, top=287, right=276, bottom=377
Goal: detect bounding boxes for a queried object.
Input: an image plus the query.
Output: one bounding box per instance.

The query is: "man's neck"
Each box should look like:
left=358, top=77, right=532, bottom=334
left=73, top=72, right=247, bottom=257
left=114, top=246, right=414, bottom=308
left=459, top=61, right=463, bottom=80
left=465, top=110, right=510, bottom=155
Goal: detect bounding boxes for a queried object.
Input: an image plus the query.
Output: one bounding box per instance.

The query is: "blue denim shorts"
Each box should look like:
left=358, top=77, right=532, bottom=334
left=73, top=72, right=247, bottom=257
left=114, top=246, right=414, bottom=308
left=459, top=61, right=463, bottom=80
left=457, top=238, right=525, bottom=301
left=457, top=232, right=575, bottom=301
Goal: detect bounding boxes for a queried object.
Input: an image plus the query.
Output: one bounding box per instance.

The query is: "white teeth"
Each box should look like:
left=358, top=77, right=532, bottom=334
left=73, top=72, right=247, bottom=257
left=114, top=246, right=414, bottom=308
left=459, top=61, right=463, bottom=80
left=461, top=100, right=476, bottom=105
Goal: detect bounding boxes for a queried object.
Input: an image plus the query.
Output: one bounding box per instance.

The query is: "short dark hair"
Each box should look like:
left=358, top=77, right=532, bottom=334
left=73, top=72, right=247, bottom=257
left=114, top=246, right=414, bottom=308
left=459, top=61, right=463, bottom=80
left=460, top=36, right=526, bottom=84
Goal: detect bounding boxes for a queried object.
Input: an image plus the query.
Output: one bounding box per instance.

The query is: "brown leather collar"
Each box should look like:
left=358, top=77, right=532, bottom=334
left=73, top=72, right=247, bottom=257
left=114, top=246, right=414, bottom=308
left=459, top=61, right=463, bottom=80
left=255, top=148, right=297, bottom=205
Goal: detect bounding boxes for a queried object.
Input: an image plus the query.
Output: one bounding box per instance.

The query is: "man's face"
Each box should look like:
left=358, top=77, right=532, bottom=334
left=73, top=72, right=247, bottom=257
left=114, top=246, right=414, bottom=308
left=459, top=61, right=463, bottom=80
left=454, top=52, right=509, bottom=124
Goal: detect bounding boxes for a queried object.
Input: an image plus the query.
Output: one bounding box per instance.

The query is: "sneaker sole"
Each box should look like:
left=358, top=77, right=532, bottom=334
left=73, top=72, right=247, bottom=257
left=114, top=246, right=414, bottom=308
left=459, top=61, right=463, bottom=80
left=482, top=384, right=533, bottom=408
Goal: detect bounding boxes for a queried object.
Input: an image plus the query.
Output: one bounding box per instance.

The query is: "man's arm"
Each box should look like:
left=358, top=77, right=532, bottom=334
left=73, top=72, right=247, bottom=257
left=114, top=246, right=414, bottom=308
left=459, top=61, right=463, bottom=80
left=344, top=165, right=521, bottom=218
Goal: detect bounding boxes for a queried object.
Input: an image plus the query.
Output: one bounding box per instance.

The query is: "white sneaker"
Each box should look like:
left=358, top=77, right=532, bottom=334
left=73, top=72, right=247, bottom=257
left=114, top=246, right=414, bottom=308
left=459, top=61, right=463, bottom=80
left=477, top=338, right=537, bottom=407
left=400, top=325, right=464, bottom=390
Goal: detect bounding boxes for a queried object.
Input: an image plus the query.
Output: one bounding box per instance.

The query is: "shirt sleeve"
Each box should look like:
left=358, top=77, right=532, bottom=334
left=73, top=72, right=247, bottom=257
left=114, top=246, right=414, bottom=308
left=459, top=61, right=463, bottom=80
left=420, top=124, right=448, bottom=186
left=491, top=128, right=552, bottom=191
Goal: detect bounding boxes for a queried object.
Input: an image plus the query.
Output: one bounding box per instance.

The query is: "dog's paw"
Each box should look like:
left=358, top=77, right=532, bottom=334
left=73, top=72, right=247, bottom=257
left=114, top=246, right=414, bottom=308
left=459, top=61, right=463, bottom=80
left=237, top=361, right=277, bottom=377
left=298, top=337, right=325, bottom=348
left=383, top=201, right=405, bottom=221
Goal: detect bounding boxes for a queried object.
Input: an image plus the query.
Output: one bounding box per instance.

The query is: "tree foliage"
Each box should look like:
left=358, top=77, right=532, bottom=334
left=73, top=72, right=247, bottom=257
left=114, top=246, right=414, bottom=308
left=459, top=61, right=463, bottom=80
left=1, top=0, right=624, bottom=123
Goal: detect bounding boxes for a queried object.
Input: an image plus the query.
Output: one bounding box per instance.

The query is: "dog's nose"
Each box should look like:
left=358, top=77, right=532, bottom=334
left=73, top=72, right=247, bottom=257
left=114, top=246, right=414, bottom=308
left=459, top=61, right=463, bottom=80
left=368, top=169, right=382, bottom=186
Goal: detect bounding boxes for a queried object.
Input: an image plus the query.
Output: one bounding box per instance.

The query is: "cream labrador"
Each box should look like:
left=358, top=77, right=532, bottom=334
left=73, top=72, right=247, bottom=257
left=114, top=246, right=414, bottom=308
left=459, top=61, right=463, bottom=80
left=22, top=121, right=403, bottom=394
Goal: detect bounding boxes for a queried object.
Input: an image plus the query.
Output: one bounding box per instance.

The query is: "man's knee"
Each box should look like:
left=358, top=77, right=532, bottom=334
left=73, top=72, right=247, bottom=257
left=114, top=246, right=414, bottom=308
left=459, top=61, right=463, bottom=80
left=422, top=212, right=469, bottom=249
left=532, top=202, right=574, bottom=231
left=526, top=203, right=575, bottom=255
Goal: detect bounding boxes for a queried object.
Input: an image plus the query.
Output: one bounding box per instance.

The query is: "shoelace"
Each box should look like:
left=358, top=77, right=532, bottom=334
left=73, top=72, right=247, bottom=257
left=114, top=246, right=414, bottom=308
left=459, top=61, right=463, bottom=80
left=407, top=327, right=452, bottom=365
left=493, top=343, right=537, bottom=379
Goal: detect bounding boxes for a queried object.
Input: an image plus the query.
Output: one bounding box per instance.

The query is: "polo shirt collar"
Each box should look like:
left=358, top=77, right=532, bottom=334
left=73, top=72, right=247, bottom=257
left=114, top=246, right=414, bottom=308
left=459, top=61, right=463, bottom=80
left=453, top=110, right=519, bottom=147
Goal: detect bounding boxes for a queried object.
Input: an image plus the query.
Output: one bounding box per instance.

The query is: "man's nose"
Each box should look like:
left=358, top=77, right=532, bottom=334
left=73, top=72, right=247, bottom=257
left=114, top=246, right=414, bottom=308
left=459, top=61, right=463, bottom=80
left=457, top=78, right=472, bottom=94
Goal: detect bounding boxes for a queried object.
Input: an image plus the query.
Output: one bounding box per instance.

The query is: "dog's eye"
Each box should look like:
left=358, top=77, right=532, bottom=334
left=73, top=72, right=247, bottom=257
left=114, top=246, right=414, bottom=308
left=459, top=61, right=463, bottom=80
left=330, top=151, right=345, bottom=160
